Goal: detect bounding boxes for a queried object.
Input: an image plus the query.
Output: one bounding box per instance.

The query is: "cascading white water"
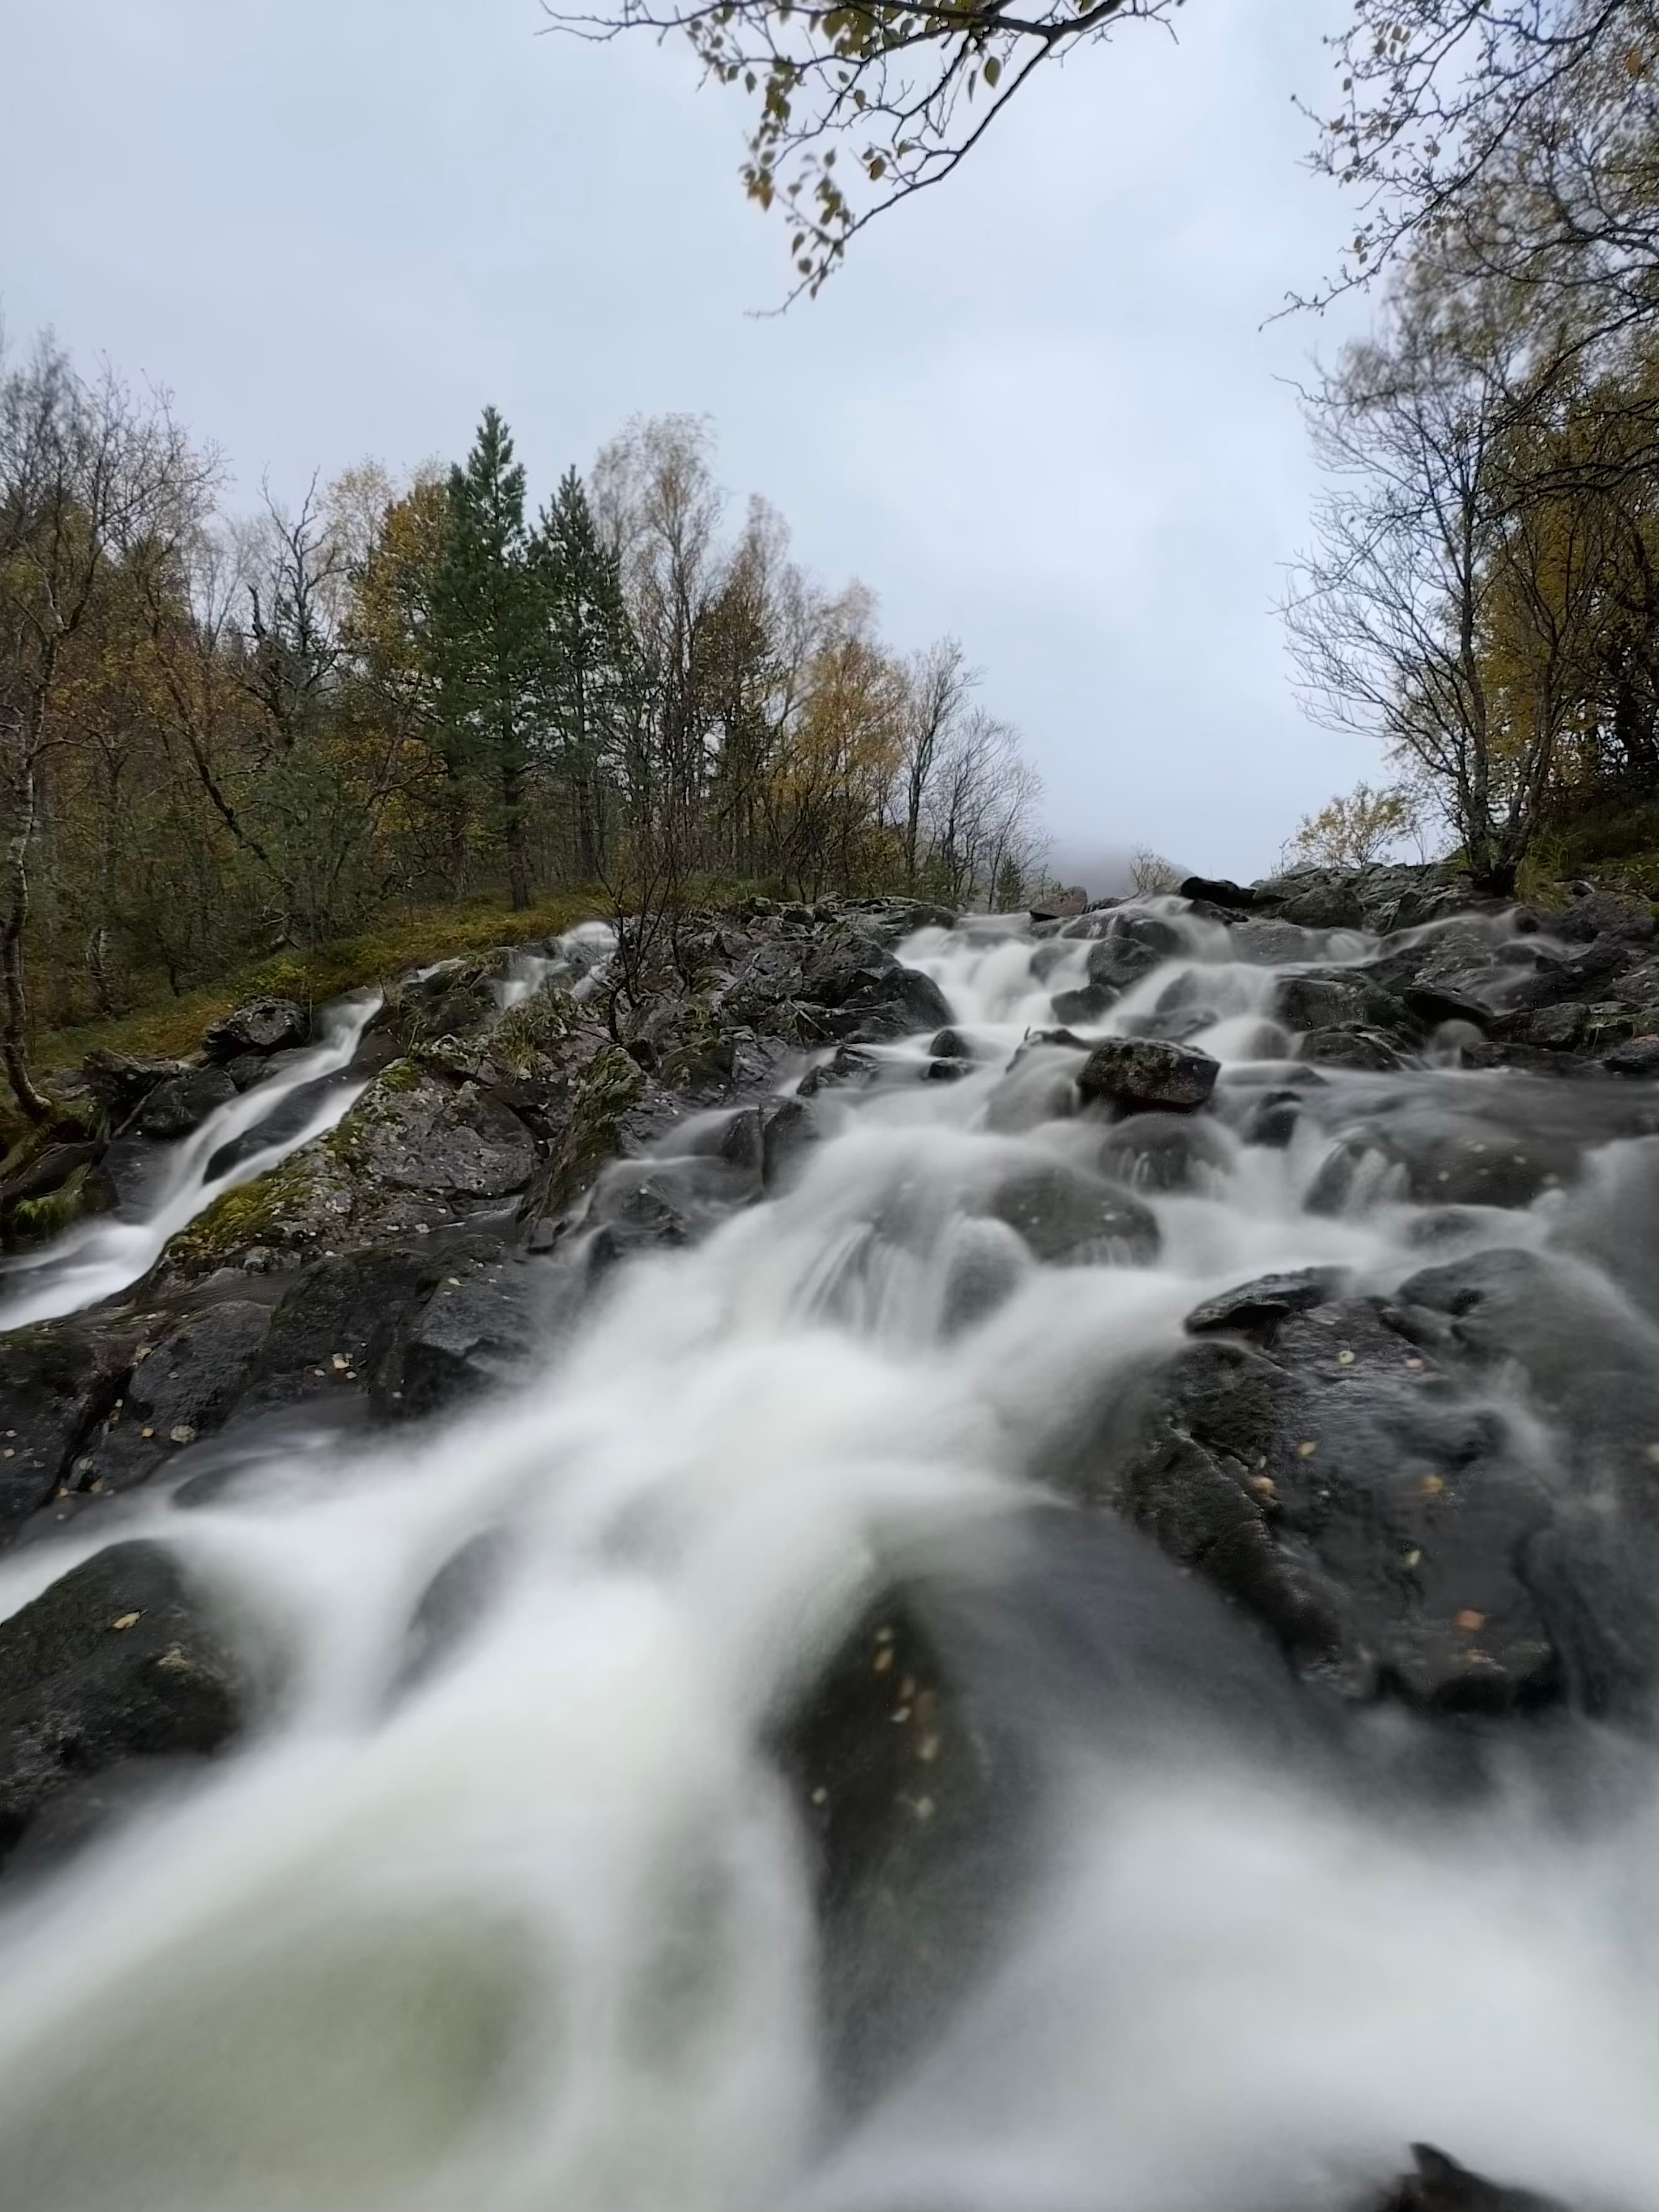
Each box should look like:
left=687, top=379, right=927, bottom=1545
left=0, top=991, right=381, bottom=1330
left=0, top=902, right=1653, bottom=2212
left=494, top=922, right=616, bottom=1009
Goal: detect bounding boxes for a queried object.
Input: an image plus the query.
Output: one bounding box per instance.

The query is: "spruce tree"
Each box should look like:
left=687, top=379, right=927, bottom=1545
left=431, top=407, right=546, bottom=908
left=534, top=468, right=634, bottom=881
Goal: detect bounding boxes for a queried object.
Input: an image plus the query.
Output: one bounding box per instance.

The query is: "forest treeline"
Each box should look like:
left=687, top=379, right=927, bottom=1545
left=0, top=336, right=1044, bottom=1116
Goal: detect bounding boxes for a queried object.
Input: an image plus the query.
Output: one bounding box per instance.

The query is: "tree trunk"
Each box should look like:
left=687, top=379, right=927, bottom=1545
left=502, top=757, right=531, bottom=910
left=88, top=749, right=123, bottom=1017
left=2, top=773, right=51, bottom=1124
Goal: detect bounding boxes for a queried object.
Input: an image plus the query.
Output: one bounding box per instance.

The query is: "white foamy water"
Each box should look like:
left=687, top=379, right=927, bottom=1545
left=0, top=901, right=1653, bottom=2212
left=0, top=991, right=381, bottom=1331
left=494, top=921, right=616, bottom=1009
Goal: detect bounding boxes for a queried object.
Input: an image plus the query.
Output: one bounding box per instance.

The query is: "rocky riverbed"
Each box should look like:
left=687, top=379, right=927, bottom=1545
left=0, top=861, right=1653, bottom=2212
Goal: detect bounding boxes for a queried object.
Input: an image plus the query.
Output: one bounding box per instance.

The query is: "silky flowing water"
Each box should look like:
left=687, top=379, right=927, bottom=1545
left=0, top=992, right=382, bottom=1331
left=0, top=902, right=1652, bottom=2212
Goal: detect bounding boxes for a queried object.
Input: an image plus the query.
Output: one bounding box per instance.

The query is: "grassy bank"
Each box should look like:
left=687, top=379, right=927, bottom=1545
left=32, top=889, right=603, bottom=1085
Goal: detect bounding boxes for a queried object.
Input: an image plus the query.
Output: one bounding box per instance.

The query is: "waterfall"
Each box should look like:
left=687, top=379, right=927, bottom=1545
left=0, top=902, right=1651, bottom=2212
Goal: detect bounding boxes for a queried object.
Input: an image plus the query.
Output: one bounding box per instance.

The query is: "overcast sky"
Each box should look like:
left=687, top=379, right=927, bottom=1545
left=4, top=0, right=1383, bottom=886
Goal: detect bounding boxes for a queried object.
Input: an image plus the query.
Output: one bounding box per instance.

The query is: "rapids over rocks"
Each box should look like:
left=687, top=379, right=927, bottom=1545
left=0, top=867, right=1653, bottom=2212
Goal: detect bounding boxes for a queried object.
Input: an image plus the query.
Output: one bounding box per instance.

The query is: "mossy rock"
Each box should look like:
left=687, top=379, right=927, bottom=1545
left=520, top=1044, right=645, bottom=1227
left=9, top=1162, right=113, bottom=1250
left=160, top=1147, right=337, bottom=1272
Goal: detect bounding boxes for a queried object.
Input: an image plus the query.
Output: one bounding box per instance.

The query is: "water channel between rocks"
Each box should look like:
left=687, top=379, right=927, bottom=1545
left=0, top=887, right=1652, bottom=2212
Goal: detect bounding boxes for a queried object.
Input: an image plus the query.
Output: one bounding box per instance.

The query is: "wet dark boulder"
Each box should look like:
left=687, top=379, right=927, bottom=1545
left=1236, top=1082, right=1317, bottom=1149
left=927, top=1027, right=975, bottom=1062
left=1495, top=1003, right=1591, bottom=1052
left=797, top=1045, right=879, bottom=1098
left=1307, top=1116, right=1576, bottom=1215
left=1299, top=1027, right=1410, bottom=1072
left=1378, top=931, right=1629, bottom=1031
left=1050, top=981, right=1117, bottom=1027
left=1076, top=1035, right=1219, bottom=1114
left=1251, top=869, right=1370, bottom=931
left=769, top=1589, right=1010, bottom=2099
left=249, top=1244, right=452, bottom=1418
left=1602, top=1033, right=1659, bottom=1076
left=583, top=1152, right=757, bottom=1275
left=383, top=1248, right=549, bottom=1417
left=1105, top=910, right=1186, bottom=959
left=1085, top=935, right=1163, bottom=991
left=221, top=1052, right=277, bottom=1091
left=761, top=1097, right=819, bottom=1190
left=1029, top=887, right=1088, bottom=920
left=1101, top=1298, right=1568, bottom=1713
left=1230, top=915, right=1328, bottom=965
left=202, top=997, right=308, bottom=1060
left=0, top=1315, right=146, bottom=1540
left=1178, top=875, right=1256, bottom=909
left=782, top=932, right=953, bottom=1045
left=343, top=1070, right=536, bottom=1200
left=984, top=1159, right=1159, bottom=1266
left=1099, top=1109, right=1232, bottom=1193
left=1395, top=1245, right=1659, bottom=1467
left=80, top=1050, right=192, bottom=1121
left=518, top=1042, right=646, bottom=1234
left=136, top=1065, right=238, bottom=1140
left=1378, top=2143, right=1571, bottom=2212
left=76, top=1302, right=274, bottom=1496
left=374, top=968, right=499, bottom=1053
left=0, top=1138, right=116, bottom=1252
left=1253, top=862, right=1485, bottom=935
left=0, top=1540, right=249, bottom=1870
left=1278, top=971, right=1415, bottom=1036
left=1183, top=1267, right=1344, bottom=1338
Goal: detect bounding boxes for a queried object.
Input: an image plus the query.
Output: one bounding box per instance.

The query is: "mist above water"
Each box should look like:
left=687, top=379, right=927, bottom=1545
left=0, top=899, right=1652, bottom=2212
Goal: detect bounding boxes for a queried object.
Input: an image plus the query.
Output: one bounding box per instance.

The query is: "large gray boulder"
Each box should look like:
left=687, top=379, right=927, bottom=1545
left=136, top=1065, right=238, bottom=1139
left=1076, top=1035, right=1219, bottom=1113
left=202, top=997, right=309, bottom=1060
left=344, top=1071, right=536, bottom=1199
left=984, top=1159, right=1159, bottom=1266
